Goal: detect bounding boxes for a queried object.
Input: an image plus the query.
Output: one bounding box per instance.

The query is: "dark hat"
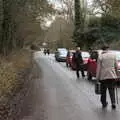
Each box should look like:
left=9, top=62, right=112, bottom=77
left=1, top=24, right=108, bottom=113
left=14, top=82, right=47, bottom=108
left=101, top=44, right=109, bottom=50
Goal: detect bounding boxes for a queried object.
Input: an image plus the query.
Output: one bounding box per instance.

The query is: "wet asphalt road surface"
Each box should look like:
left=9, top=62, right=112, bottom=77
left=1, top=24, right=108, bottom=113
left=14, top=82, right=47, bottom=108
left=22, top=51, right=120, bottom=120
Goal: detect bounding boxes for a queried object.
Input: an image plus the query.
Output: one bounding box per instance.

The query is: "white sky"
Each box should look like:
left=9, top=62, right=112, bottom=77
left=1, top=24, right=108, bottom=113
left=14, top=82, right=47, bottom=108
left=45, top=0, right=94, bottom=27
left=48, top=0, right=93, bottom=8
left=48, top=0, right=63, bottom=10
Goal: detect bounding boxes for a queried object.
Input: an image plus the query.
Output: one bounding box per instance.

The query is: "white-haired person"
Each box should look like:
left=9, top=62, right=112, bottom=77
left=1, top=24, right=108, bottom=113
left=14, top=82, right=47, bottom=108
left=96, top=44, right=118, bottom=110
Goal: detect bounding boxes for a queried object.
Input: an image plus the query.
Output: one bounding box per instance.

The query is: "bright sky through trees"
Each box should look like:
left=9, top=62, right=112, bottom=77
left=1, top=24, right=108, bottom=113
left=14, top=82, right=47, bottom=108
left=46, top=0, right=94, bottom=27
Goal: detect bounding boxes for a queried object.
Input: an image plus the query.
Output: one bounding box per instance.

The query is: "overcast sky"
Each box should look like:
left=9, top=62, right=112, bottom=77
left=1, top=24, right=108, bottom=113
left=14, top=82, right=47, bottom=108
left=48, top=0, right=63, bottom=10
left=48, top=0, right=93, bottom=8
left=45, top=0, right=94, bottom=27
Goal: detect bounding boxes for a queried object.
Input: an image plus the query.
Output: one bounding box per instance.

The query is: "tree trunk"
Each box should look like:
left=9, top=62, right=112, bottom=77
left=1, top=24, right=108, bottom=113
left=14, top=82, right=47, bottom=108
left=74, top=0, right=81, bottom=29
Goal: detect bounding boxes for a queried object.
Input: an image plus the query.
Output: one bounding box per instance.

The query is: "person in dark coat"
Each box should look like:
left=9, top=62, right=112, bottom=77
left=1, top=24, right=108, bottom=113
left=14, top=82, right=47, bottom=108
left=47, top=48, right=50, bottom=55
left=44, top=48, right=47, bottom=55
left=73, top=47, right=85, bottom=79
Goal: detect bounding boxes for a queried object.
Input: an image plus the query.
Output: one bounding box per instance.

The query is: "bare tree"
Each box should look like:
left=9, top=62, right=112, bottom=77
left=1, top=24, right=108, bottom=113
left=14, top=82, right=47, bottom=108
left=0, top=0, right=55, bottom=55
left=90, top=0, right=120, bottom=17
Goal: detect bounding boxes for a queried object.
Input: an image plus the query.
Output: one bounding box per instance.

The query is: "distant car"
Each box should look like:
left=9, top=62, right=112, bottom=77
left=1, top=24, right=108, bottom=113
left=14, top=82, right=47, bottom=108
left=87, top=50, right=120, bottom=80
left=55, top=48, right=68, bottom=62
left=71, top=51, right=90, bottom=70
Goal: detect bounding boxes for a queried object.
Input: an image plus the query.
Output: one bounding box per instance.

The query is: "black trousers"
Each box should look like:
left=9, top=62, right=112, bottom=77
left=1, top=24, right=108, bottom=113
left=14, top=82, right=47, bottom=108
left=76, top=64, right=85, bottom=78
left=100, top=79, right=116, bottom=105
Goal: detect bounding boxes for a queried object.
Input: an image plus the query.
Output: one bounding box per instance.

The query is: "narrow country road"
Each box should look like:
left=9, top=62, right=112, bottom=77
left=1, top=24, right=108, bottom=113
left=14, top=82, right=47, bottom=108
left=22, top=51, right=120, bottom=120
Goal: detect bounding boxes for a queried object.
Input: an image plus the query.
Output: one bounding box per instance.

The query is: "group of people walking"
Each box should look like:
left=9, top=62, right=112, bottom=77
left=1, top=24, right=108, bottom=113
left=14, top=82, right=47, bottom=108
left=44, top=48, right=50, bottom=55
left=73, top=45, right=118, bottom=110
left=43, top=45, right=118, bottom=110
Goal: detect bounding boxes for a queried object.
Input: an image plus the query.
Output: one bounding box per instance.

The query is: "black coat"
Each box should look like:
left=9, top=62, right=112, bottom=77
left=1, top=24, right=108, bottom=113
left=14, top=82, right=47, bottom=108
left=73, top=51, right=83, bottom=66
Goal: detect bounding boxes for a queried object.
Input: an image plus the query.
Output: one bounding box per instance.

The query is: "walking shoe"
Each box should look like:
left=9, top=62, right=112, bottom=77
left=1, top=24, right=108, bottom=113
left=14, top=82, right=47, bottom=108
left=102, top=102, right=108, bottom=109
left=112, top=105, right=116, bottom=110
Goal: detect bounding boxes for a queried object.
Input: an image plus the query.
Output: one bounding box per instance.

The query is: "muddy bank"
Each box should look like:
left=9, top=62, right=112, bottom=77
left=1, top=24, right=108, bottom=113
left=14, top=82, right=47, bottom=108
left=0, top=59, right=42, bottom=120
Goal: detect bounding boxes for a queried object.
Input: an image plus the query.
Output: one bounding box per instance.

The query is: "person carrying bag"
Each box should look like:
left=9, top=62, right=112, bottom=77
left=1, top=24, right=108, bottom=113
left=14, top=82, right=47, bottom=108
left=96, top=45, right=118, bottom=110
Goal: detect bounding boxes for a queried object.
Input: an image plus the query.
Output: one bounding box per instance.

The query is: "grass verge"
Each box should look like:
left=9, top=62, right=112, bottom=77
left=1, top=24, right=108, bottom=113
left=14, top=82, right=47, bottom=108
left=0, top=49, right=33, bottom=120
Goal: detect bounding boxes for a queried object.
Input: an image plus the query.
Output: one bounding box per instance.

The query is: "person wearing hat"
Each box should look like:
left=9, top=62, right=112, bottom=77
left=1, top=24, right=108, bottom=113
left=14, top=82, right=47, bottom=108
left=96, top=44, right=118, bottom=109
left=73, top=47, right=85, bottom=79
